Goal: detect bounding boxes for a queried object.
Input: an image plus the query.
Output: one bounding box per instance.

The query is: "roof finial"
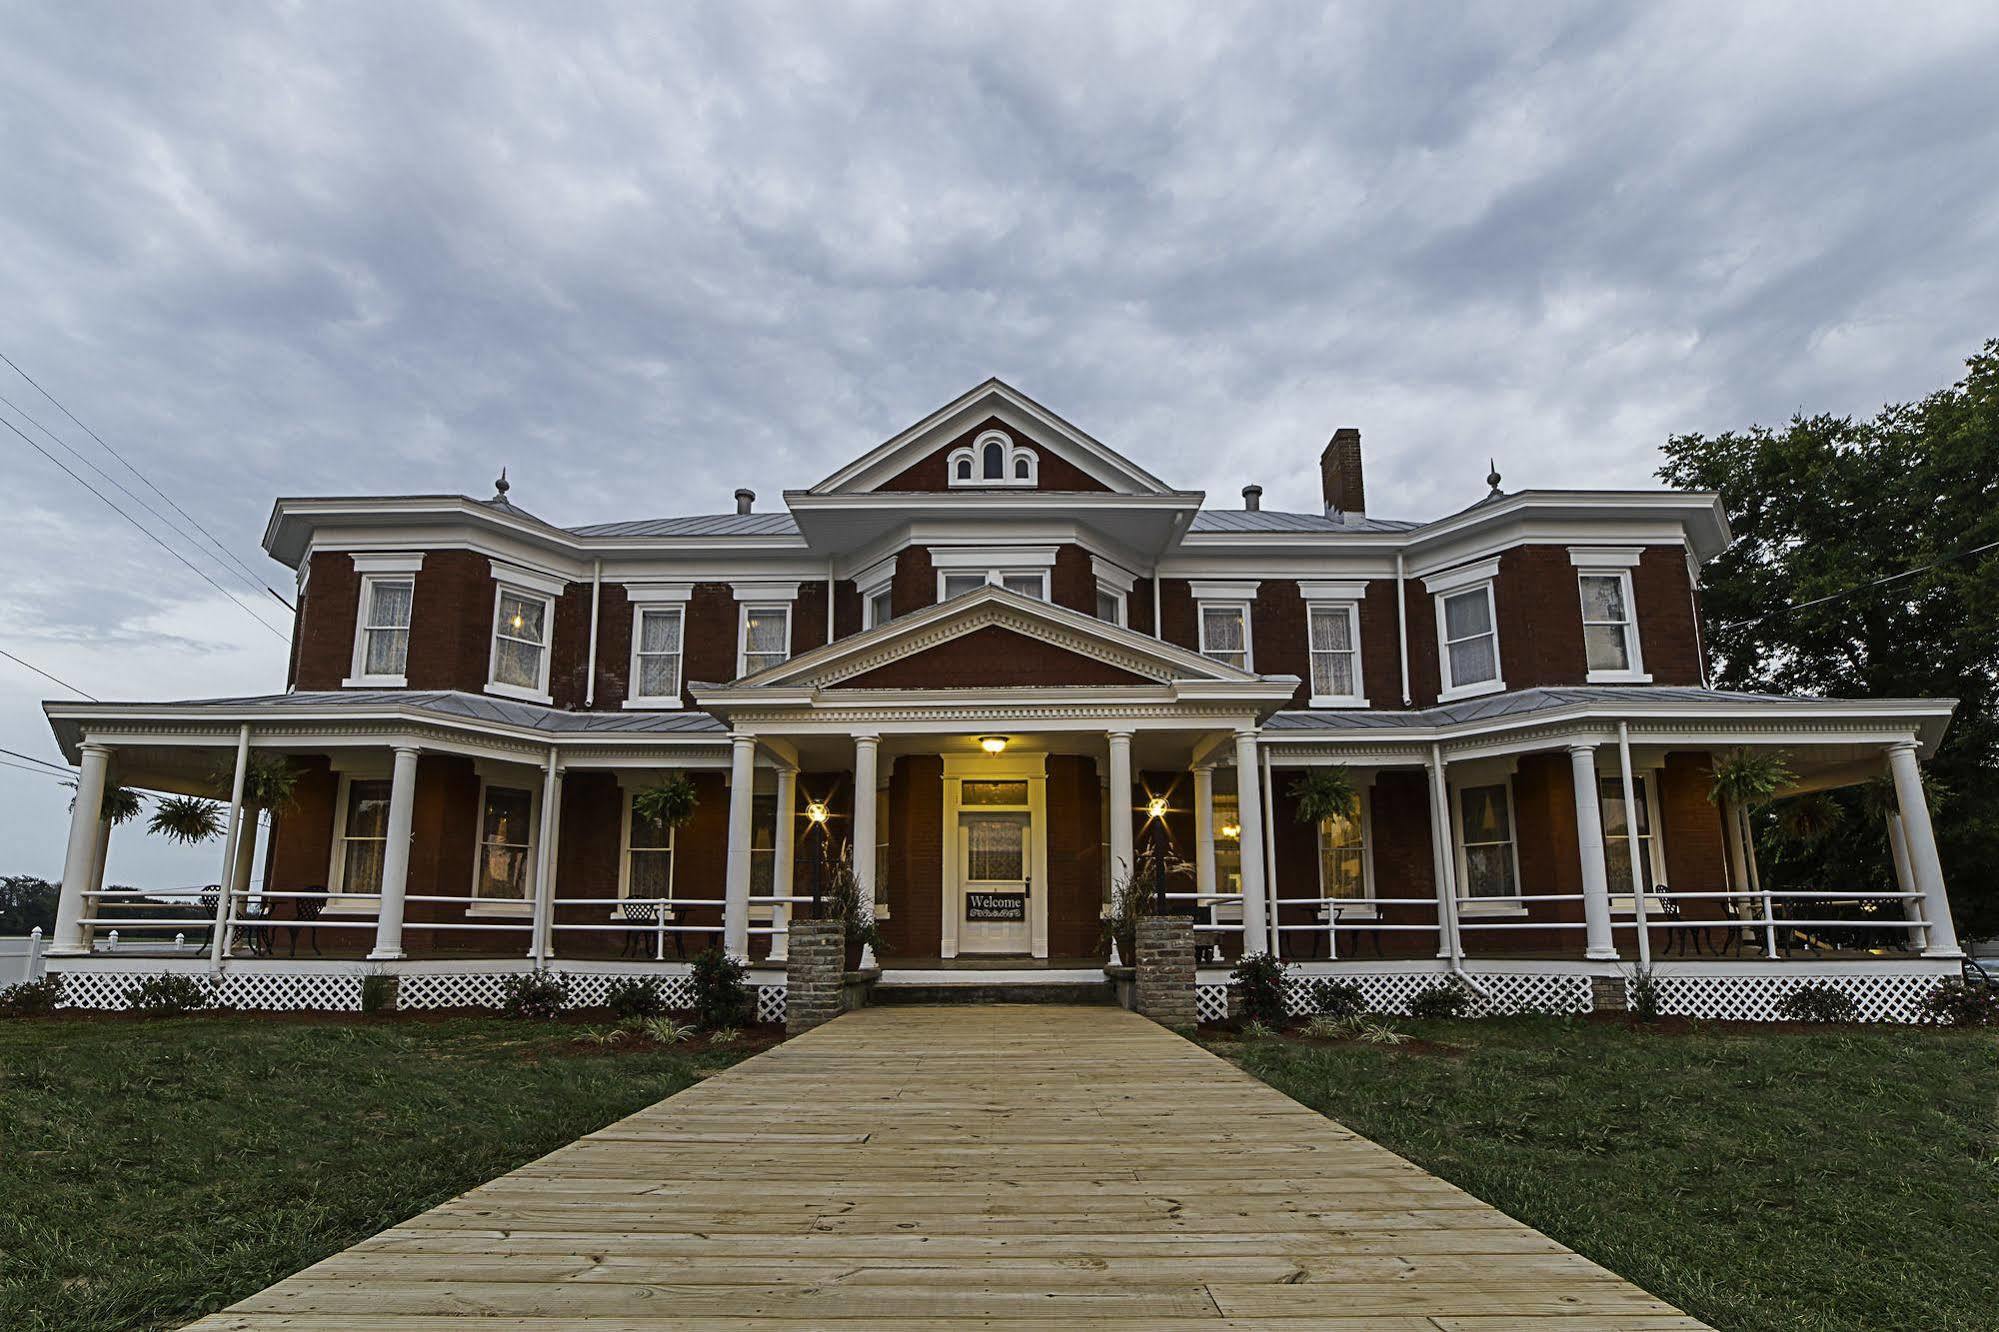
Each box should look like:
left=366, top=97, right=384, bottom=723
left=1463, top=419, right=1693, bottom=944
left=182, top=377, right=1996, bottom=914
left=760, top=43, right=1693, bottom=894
left=493, top=467, right=511, bottom=501
left=1485, top=458, right=1502, bottom=498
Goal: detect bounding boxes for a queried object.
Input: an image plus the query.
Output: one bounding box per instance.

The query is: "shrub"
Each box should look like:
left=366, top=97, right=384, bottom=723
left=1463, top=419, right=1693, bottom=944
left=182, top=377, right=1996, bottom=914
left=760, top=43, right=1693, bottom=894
left=1232, top=952, right=1290, bottom=1027
left=123, top=973, right=214, bottom=1016
left=360, top=973, right=396, bottom=1017
left=639, top=1016, right=696, bottom=1044
left=0, top=974, right=62, bottom=1018
left=1776, top=983, right=1860, bottom=1024
left=1629, top=966, right=1661, bottom=1024
left=1309, top=979, right=1367, bottom=1019
left=1918, top=978, right=1999, bottom=1027
left=689, top=948, right=751, bottom=1029
left=499, top=968, right=569, bottom=1020
left=605, top=976, right=665, bottom=1021
left=1407, top=981, right=1472, bottom=1020
left=1307, top=1014, right=1412, bottom=1045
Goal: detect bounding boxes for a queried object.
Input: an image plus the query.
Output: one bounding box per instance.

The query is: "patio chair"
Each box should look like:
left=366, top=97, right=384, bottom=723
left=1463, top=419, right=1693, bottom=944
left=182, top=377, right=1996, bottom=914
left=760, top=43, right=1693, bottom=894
left=620, top=900, right=664, bottom=959
left=234, top=898, right=273, bottom=957
left=1324, top=901, right=1383, bottom=958
left=285, top=889, right=325, bottom=958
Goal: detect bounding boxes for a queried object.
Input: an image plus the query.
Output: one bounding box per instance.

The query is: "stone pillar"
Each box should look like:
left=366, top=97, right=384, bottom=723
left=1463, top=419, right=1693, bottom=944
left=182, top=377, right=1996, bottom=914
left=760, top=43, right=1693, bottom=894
left=367, top=745, right=421, bottom=961
left=1887, top=741, right=1961, bottom=957
left=851, top=734, right=880, bottom=969
left=1135, top=914, right=1197, bottom=1027
left=50, top=741, right=113, bottom=955
left=723, top=733, right=757, bottom=958
left=1567, top=744, right=1618, bottom=961
left=771, top=765, right=797, bottom=963
left=1232, top=730, right=1268, bottom=955
left=785, top=918, right=845, bottom=1035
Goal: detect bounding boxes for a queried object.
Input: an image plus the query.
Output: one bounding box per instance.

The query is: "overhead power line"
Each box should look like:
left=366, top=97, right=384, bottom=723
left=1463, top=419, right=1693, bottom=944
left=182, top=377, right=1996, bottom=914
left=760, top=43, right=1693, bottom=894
left=0, top=645, right=100, bottom=701
left=0, top=414, right=289, bottom=642
left=0, top=349, right=284, bottom=604
left=1713, top=537, right=1999, bottom=630
left=0, top=744, right=72, bottom=774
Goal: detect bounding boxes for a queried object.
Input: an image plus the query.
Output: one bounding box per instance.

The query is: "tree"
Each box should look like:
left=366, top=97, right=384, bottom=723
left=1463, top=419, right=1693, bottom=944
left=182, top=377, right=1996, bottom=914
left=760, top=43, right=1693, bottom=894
left=0, top=876, right=60, bottom=935
left=1659, top=339, right=1999, bottom=937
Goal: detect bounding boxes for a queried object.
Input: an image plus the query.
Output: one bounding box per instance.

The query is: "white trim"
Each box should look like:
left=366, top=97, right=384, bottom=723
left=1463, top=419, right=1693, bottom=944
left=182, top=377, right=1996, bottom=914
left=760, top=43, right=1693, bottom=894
left=947, top=429, right=1040, bottom=488
left=1196, top=598, right=1254, bottom=672
left=1420, top=556, right=1502, bottom=597
left=488, top=559, right=566, bottom=599
left=345, top=571, right=415, bottom=688
left=1189, top=579, right=1261, bottom=601
left=351, top=552, right=425, bottom=575
left=863, top=585, right=896, bottom=630
left=940, top=750, right=1049, bottom=959
left=487, top=581, right=556, bottom=704
left=1299, top=581, right=1370, bottom=602
left=1578, top=567, right=1651, bottom=684
left=1434, top=578, right=1505, bottom=701
left=625, top=603, right=685, bottom=709
left=737, top=602, right=793, bottom=678
left=1091, top=556, right=1138, bottom=595
left=468, top=777, right=538, bottom=916
left=1568, top=546, right=1645, bottom=570
left=731, top=581, right=801, bottom=603
left=623, top=583, right=693, bottom=604
left=1450, top=773, right=1527, bottom=918
left=929, top=545, right=1059, bottom=570
left=1305, top=600, right=1368, bottom=709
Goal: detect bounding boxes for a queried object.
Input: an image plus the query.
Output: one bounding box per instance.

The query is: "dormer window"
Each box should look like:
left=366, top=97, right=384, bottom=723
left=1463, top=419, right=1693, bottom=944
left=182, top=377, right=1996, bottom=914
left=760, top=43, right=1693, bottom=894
left=946, top=429, right=1038, bottom=488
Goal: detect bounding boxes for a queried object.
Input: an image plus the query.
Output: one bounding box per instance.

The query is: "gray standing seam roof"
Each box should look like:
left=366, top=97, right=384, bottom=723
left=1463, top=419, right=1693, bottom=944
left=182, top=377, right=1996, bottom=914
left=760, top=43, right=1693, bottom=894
left=149, top=690, right=725, bottom=735
left=1264, top=685, right=1856, bottom=732
left=1187, top=510, right=1420, bottom=534
left=563, top=508, right=1418, bottom=540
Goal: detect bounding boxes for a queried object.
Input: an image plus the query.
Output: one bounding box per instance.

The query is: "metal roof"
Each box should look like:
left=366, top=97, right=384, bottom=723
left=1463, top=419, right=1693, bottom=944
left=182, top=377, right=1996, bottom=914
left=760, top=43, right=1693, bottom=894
left=567, top=512, right=804, bottom=539
left=1187, top=510, right=1421, bottom=534
left=108, top=689, right=725, bottom=735
left=1264, top=685, right=1929, bottom=731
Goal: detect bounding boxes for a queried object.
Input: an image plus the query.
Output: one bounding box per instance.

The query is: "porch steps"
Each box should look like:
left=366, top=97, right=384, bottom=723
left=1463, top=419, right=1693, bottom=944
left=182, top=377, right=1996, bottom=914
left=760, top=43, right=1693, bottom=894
left=872, top=967, right=1116, bottom=1006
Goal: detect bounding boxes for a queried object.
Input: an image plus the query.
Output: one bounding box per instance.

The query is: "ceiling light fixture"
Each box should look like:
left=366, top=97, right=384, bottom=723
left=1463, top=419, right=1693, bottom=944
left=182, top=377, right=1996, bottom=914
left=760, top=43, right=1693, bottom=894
left=979, top=736, right=1008, bottom=755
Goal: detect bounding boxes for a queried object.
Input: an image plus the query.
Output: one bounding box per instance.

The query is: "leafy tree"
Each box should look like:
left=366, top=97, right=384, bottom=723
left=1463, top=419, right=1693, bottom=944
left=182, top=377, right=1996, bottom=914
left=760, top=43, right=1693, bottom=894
left=0, top=876, right=59, bottom=935
left=1660, top=340, right=1999, bottom=936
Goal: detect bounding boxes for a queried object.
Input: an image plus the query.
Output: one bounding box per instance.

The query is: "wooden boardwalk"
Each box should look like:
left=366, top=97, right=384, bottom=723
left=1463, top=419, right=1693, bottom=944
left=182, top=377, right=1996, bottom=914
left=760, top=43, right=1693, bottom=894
left=189, top=1004, right=1705, bottom=1330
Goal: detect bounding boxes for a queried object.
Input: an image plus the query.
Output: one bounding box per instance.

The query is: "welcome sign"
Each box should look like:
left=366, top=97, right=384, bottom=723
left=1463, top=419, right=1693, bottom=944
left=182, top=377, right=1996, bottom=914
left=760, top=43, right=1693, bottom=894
left=965, top=892, right=1027, bottom=922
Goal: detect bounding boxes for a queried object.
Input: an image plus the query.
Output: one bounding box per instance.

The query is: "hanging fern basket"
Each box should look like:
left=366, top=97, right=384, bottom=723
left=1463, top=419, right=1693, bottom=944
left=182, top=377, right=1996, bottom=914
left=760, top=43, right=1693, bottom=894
left=1708, top=748, right=1793, bottom=808
left=148, top=795, right=226, bottom=846
left=1288, top=768, right=1357, bottom=826
left=631, top=774, right=699, bottom=832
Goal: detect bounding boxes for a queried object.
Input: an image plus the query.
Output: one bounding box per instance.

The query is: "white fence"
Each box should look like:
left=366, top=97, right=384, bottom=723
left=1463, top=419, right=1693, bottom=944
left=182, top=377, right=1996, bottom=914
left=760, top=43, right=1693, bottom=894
left=0, top=930, right=47, bottom=986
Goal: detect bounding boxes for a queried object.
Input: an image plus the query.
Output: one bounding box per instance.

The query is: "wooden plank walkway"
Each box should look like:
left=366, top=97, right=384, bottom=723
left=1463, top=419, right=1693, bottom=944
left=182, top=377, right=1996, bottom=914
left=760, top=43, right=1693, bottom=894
left=188, top=1004, right=1705, bottom=1330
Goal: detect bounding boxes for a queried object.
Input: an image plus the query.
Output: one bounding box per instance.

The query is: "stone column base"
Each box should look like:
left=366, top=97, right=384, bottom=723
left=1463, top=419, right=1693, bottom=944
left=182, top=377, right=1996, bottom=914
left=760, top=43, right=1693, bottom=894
left=1589, top=974, right=1626, bottom=1013
left=1135, top=915, right=1197, bottom=1028
left=785, top=919, right=845, bottom=1035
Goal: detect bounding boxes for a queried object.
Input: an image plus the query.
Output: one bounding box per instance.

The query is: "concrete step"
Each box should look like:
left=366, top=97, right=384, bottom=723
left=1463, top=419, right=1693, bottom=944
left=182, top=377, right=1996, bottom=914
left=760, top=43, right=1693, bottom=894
left=871, top=979, right=1118, bottom=1006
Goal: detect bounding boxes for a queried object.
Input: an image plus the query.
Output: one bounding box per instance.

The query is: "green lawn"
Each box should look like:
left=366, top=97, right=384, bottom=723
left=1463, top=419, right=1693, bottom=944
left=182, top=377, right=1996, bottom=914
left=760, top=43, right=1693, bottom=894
left=1212, top=1017, right=1999, bottom=1332
left=0, top=1016, right=750, bottom=1332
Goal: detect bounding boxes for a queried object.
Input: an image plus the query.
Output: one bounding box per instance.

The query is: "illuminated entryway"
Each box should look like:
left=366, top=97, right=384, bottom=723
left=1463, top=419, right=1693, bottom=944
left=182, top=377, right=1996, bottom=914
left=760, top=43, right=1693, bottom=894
left=941, top=752, right=1049, bottom=957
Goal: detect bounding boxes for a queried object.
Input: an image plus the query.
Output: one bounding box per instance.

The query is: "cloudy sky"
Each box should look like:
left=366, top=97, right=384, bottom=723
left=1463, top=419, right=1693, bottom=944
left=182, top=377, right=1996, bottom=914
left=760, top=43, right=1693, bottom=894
left=2, top=1, right=1996, bottom=890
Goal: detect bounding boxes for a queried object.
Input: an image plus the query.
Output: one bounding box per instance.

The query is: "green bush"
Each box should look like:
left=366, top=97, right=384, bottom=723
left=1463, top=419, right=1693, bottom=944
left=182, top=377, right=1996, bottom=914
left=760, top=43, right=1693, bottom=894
left=1776, top=983, right=1860, bottom=1024
left=123, top=974, right=214, bottom=1016
left=689, top=948, right=751, bottom=1030
left=1629, top=966, right=1662, bottom=1023
left=604, top=976, right=665, bottom=1021
left=1309, top=979, right=1367, bottom=1019
left=1407, top=981, right=1472, bottom=1020
left=360, top=974, right=396, bottom=1017
left=0, top=974, right=62, bottom=1018
left=1231, top=952, right=1290, bottom=1027
left=1918, top=978, right=1999, bottom=1027
left=498, top=968, right=569, bottom=1021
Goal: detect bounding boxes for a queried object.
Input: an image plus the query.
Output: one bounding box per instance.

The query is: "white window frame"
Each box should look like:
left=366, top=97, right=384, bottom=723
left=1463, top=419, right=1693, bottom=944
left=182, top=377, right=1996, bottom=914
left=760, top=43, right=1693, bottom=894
left=326, top=771, right=393, bottom=913
left=865, top=585, right=896, bottom=628
left=946, top=428, right=1039, bottom=488
left=1300, top=582, right=1368, bottom=707
left=1425, top=559, right=1504, bottom=701
left=624, top=584, right=692, bottom=709
left=856, top=557, right=897, bottom=630
left=485, top=561, right=563, bottom=704
left=737, top=602, right=793, bottom=677
left=617, top=786, right=678, bottom=921
left=1451, top=772, right=1526, bottom=917
left=344, top=554, right=423, bottom=688
left=1569, top=548, right=1651, bottom=683
left=1314, top=784, right=1376, bottom=919
left=468, top=777, right=537, bottom=917
left=1191, top=581, right=1259, bottom=671
left=1093, top=556, right=1136, bottom=629
left=1600, top=767, right=1670, bottom=914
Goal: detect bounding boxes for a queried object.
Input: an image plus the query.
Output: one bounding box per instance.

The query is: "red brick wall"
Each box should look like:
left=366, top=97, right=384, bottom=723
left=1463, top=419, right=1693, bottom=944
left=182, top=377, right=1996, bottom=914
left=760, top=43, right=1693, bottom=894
left=293, top=553, right=362, bottom=691
left=1634, top=549, right=1704, bottom=686
left=682, top=584, right=739, bottom=687
left=890, top=546, right=936, bottom=618
left=266, top=755, right=337, bottom=900
left=1658, top=752, right=1727, bottom=918
left=1049, top=545, right=1097, bottom=617
left=873, top=416, right=1114, bottom=493
left=838, top=625, right=1155, bottom=689
left=1497, top=753, right=1586, bottom=957
left=588, top=584, right=635, bottom=709
left=1047, top=755, right=1104, bottom=959
left=1367, top=771, right=1441, bottom=959
left=884, top=756, right=942, bottom=957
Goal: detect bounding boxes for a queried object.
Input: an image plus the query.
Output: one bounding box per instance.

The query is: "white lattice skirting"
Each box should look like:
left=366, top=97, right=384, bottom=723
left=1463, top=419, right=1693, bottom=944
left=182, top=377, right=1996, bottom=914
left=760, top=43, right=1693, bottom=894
left=53, top=969, right=786, bottom=1023
left=1278, top=973, right=1593, bottom=1018
left=1643, top=972, right=1944, bottom=1023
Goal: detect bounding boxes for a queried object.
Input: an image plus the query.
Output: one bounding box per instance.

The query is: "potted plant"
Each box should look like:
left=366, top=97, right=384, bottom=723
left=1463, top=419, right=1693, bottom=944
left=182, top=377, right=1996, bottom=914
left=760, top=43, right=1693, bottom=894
left=630, top=773, right=699, bottom=833
left=821, top=842, right=884, bottom=970
left=1289, top=768, right=1357, bottom=826
left=1708, top=748, right=1792, bottom=810
left=1100, top=841, right=1192, bottom=963
left=147, top=795, right=225, bottom=846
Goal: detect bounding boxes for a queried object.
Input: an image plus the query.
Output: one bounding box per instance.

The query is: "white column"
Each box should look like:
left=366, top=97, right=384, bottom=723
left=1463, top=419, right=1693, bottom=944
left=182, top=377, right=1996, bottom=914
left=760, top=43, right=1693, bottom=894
left=211, top=725, right=251, bottom=968
left=723, top=734, right=757, bottom=959
left=1887, top=741, right=1961, bottom=957
left=1232, top=729, right=1268, bottom=956
left=771, top=766, right=797, bottom=963
left=1616, top=723, right=1652, bottom=969
left=1261, top=745, right=1280, bottom=957
left=50, top=741, right=112, bottom=955
left=1106, top=731, right=1135, bottom=890
left=1192, top=762, right=1217, bottom=912
left=1887, top=814, right=1928, bottom=951
left=1424, top=746, right=1463, bottom=962
left=852, top=735, right=880, bottom=969
left=1721, top=791, right=1751, bottom=937
left=368, top=745, right=421, bottom=961
left=529, top=747, right=562, bottom=963
left=1568, top=744, right=1617, bottom=961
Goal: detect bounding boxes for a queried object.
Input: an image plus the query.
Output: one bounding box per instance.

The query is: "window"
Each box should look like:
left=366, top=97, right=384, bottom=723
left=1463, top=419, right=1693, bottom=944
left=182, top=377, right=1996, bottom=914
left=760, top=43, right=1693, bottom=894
left=943, top=573, right=985, bottom=600
left=1317, top=791, right=1372, bottom=916
left=1000, top=573, right=1045, bottom=599
left=750, top=792, right=776, bottom=923
left=630, top=606, right=683, bottom=703
left=1600, top=775, right=1665, bottom=912
left=1456, top=782, right=1519, bottom=901
left=489, top=585, right=554, bottom=699
left=937, top=569, right=1048, bottom=601
left=983, top=439, right=1005, bottom=478
left=1199, top=603, right=1250, bottom=669
left=1096, top=589, right=1124, bottom=626
left=955, top=458, right=972, bottom=481
left=1014, top=456, right=1030, bottom=480
left=622, top=790, right=676, bottom=918
left=945, top=430, right=1038, bottom=487
left=473, top=785, right=534, bottom=911
left=1570, top=548, right=1647, bottom=682
left=355, top=576, right=412, bottom=681
left=1307, top=603, right=1362, bottom=703
left=1440, top=586, right=1499, bottom=692
left=739, top=604, right=790, bottom=676
left=331, top=778, right=391, bottom=909
left=865, top=586, right=894, bottom=629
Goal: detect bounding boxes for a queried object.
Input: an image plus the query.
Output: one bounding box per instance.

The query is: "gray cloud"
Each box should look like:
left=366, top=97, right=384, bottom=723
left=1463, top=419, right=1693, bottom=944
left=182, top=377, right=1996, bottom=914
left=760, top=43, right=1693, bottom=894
left=2, top=0, right=1997, bottom=884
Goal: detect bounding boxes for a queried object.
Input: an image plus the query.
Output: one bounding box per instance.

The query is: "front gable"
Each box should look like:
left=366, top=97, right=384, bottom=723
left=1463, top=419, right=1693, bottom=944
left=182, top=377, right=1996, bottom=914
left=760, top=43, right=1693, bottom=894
left=873, top=415, right=1114, bottom=494
left=835, top=624, right=1154, bottom=690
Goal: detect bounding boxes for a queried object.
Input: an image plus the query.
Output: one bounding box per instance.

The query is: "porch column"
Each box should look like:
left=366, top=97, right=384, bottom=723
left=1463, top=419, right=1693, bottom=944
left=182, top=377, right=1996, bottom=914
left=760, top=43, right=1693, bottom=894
left=1232, top=729, right=1268, bottom=956
left=529, top=747, right=562, bottom=963
left=1886, top=814, right=1928, bottom=951
left=1106, top=730, right=1135, bottom=888
left=50, top=741, right=112, bottom=955
left=1424, top=746, right=1463, bottom=962
left=1567, top=744, right=1618, bottom=961
left=1191, top=763, right=1217, bottom=915
left=852, top=735, right=880, bottom=969
left=770, top=765, right=797, bottom=963
left=723, top=733, right=757, bottom=959
left=210, top=724, right=250, bottom=968
left=1615, top=723, right=1652, bottom=969
left=1886, top=741, right=1961, bottom=957
left=367, top=745, right=421, bottom=961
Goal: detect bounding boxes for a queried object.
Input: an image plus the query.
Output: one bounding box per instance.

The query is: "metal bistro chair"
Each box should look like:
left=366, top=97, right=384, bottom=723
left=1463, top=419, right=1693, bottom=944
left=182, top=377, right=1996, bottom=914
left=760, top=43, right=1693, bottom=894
left=234, top=897, right=274, bottom=957
left=196, top=886, right=222, bottom=950
left=1652, top=889, right=1700, bottom=958
left=285, top=889, right=326, bottom=958
left=1321, top=901, right=1384, bottom=959
left=620, top=900, right=669, bottom=960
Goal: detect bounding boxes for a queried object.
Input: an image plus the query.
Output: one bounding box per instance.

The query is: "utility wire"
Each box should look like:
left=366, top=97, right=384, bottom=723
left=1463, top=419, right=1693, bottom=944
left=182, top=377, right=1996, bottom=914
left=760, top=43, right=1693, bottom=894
left=0, top=414, right=289, bottom=642
left=0, top=392, right=294, bottom=613
left=1713, top=537, right=1999, bottom=630
left=0, top=645, right=100, bottom=701
left=0, top=349, right=282, bottom=602
left=0, top=744, right=72, bottom=774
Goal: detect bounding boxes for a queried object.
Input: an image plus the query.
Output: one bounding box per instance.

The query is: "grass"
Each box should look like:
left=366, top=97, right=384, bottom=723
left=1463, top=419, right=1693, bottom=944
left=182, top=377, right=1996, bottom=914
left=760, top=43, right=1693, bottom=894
left=1211, top=1016, right=1999, bottom=1332
left=0, top=1015, right=750, bottom=1332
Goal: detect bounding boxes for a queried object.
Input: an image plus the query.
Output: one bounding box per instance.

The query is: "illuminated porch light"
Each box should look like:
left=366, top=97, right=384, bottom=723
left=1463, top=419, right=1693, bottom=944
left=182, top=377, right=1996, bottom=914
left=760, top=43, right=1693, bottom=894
left=1145, top=796, right=1169, bottom=820
left=805, top=800, right=830, bottom=825
left=1219, top=819, right=1242, bottom=841
left=979, top=735, right=1009, bottom=755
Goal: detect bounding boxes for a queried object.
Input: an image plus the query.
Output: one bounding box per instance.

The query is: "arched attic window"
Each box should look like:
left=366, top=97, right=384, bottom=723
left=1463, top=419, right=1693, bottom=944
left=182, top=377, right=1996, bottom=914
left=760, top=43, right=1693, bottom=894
left=983, top=439, right=1005, bottom=479
left=946, top=429, right=1039, bottom=488
left=956, top=457, right=972, bottom=480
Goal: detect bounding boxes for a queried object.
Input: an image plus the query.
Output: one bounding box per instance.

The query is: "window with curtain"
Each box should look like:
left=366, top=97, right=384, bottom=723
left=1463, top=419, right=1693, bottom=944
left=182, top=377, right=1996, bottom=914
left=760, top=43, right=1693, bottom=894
left=1317, top=799, right=1368, bottom=902
left=1457, top=782, right=1518, bottom=899
left=624, top=793, right=675, bottom=912
left=1199, top=604, right=1249, bottom=669
left=492, top=588, right=549, bottom=691
left=1600, top=774, right=1658, bottom=908
left=337, top=779, right=392, bottom=901
left=475, top=786, right=533, bottom=905
left=1580, top=573, right=1636, bottom=673
left=1441, top=586, right=1498, bottom=690
left=1308, top=603, right=1359, bottom=700
left=740, top=606, right=789, bottom=675
left=942, top=573, right=986, bottom=599
left=359, top=577, right=412, bottom=678
left=633, top=606, right=683, bottom=700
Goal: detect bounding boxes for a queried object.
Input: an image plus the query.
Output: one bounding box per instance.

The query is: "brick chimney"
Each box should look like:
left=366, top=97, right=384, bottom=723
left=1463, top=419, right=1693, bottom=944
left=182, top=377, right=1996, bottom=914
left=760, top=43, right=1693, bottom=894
left=1320, top=427, right=1364, bottom=519
left=735, top=488, right=756, bottom=515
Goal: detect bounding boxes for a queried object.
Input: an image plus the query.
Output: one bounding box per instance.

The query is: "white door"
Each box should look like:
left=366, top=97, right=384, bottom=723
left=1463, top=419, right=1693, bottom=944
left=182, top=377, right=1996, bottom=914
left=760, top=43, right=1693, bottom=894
left=958, top=811, right=1032, bottom=954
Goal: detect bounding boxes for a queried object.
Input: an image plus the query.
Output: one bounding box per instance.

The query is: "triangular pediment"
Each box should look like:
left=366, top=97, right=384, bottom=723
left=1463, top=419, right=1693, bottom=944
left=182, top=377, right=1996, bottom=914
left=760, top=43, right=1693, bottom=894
left=833, top=625, right=1159, bottom=691
left=806, top=379, right=1179, bottom=497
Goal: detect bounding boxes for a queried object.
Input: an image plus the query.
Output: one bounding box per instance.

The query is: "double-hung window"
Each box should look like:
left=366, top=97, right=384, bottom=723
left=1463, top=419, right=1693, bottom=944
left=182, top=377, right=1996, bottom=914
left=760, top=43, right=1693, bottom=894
left=1569, top=549, right=1649, bottom=682
left=345, top=554, right=423, bottom=687
left=1425, top=559, right=1503, bottom=700
left=1096, top=589, right=1124, bottom=625
left=1300, top=583, right=1367, bottom=706
left=932, top=549, right=1056, bottom=606
left=329, top=777, right=392, bottom=910
left=739, top=604, right=791, bottom=676
left=1093, top=557, right=1135, bottom=628
left=486, top=562, right=562, bottom=703
left=621, top=790, right=676, bottom=924
left=866, top=586, right=895, bottom=628
left=1600, top=774, right=1665, bottom=912
left=1455, top=780, right=1521, bottom=905
left=624, top=585, right=691, bottom=708
left=1316, top=790, right=1373, bottom=917
left=1192, top=582, right=1259, bottom=670
left=472, top=784, right=534, bottom=912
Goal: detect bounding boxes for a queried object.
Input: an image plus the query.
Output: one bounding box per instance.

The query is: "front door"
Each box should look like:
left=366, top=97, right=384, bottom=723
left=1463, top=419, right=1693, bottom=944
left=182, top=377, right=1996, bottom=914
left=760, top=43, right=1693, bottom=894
left=957, top=811, right=1032, bottom=954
